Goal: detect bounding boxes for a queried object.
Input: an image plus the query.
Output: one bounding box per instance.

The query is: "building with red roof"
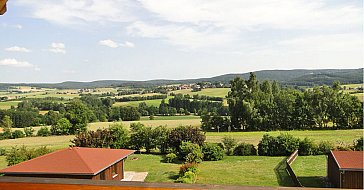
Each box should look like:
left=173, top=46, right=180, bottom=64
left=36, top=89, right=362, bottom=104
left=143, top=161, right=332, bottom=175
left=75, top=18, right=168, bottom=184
left=0, top=147, right=135, bottom=181
left=327, top=151, right=363, bottom=189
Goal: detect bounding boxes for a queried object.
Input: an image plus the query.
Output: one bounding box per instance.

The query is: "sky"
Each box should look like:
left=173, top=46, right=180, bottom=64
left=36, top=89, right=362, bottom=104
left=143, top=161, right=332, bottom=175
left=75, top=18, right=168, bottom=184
left=0, top=0, right=363, bottom=83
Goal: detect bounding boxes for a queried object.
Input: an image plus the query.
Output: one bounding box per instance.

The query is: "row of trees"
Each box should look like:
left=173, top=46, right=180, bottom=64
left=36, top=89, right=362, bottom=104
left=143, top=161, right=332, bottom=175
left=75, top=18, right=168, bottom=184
left=204, top=73, right=363, bottom=131
left=115, top=94, right=167, bottom=102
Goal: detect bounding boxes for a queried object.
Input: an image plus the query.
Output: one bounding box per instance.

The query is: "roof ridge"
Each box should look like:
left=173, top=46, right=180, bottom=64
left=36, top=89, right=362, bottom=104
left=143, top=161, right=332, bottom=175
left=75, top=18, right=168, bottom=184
left=72, top=147, right=95, bottom=174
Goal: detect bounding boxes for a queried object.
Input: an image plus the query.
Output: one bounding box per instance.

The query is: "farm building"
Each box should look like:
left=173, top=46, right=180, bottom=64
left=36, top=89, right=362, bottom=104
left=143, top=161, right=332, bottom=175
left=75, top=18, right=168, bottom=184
left=327, top=151, right=363, bottom=189
left=0, top=147, right=135, bottom=181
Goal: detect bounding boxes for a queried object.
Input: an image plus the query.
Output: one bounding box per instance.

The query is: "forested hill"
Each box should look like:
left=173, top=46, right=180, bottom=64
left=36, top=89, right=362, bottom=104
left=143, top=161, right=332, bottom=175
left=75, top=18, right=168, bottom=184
left=0, top=68, right=362, bottom=89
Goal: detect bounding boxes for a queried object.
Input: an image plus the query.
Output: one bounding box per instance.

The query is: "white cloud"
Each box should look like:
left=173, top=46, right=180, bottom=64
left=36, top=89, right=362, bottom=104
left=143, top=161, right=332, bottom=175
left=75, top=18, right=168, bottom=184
left=138, top=0, right=362, bottom=30
left=127, top=21, right=232, bottom=49
left=0, top=58, right=33, bottom=67
left=5, top=46, right=31, bottom=53
left=49, top=42, right=66, bottom=54
left=15, top=0, right=137, bottom=26
left=99, top=39, right=135, bottom=48
left=62, top=70, right=76, bottom=74
left=15, top=24, right=23, bottom=29
left=99, top=39, right=119, bottom=48
left=120, top=41, right=135, bottom=48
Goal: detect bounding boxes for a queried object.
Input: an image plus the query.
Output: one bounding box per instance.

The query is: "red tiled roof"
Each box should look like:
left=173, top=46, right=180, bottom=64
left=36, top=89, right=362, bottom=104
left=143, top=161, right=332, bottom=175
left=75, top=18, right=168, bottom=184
left=331, top=151, right=364, bottom=170
left=0, top=147, right=135, bottom=175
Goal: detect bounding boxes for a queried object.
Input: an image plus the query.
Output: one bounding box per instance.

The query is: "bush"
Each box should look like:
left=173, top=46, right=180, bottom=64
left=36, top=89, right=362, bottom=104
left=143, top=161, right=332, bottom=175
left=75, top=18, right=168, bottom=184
left=168, top=126, right=206, bottom=151
left=202, top=143, right=224, bottom=161
left=179, top=162, right=199, bottom=176
left=354, top=137, right=363, bottom=151
left=233, top=143, right=257, bottom=156
left=299, top=138, right=317, bottom=156
left=37, top=127, right=51, bottom=137
left=175, top=171, right=196, bottom=184
left=315, top=141, right=334, bottom=155
left=11, top=130, right=25, bottom=139
left=6, top=146, right=51, bottom=166
left=23, top=127, right=34, bottom=137
left=258, top=133, right=300, bottom=156
left=222, top=136, right=237, bottom=156
left=179, top=142, right=203, bottom=163
left=165, top=153, right=177, bottom=163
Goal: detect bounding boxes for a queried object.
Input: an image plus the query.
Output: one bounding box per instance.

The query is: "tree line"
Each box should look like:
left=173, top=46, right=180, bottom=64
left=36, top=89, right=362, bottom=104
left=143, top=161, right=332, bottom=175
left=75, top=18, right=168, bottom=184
left=202, top=73, right=363, bottom=131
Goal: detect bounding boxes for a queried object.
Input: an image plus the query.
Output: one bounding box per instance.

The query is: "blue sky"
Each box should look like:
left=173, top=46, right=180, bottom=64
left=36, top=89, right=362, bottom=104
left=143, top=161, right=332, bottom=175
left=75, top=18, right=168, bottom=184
left=0, top=0, right=362, bottom=83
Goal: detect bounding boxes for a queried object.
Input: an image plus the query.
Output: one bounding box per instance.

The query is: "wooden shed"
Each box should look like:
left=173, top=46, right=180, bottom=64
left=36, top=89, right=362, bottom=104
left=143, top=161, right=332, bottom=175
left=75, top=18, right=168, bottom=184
left=0, top=147, right=135, bottom=181
left=327, top=151, right=363, bottom=189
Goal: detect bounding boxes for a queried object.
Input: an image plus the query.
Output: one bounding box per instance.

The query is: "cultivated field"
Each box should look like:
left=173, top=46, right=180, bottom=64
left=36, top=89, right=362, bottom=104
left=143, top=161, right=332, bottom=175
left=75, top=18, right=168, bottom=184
left=171, top=88, right=230, bottom=98
left=113, top=96, right=173, bottom=107
left=0, top=101, right=21, bottom=109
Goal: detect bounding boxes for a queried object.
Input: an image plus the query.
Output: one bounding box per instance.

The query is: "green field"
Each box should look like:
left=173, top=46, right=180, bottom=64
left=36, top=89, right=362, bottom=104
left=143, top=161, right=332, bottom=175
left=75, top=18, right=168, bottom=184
left=113, top=97, right=172, bottom=107
left=0, top=101, right=21, bottom=109
left=171, top=88, right=230, bottom=98
left=88, top=118, right=201, bottom=131
left=125, top=154, right=295, bottom=186
left=206, top=129, right=363, bottom=146
left=291, top=155, right=327, bottom=187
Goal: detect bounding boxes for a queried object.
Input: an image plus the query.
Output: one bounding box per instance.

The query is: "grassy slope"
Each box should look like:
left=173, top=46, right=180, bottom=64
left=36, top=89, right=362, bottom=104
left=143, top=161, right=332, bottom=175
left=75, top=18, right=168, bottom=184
left=290, top=155, right=327, bottom=187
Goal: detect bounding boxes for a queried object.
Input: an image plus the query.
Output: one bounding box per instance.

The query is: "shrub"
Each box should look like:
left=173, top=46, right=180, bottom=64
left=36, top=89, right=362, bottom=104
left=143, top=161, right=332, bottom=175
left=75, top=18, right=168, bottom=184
left=222, top=136, right=237, bottom=156
left=175, top=171, right=196, bottom=184
left=149, top=115, right=155, bottom=120
left=315, top=141, right=334, bottom=155
left=165, top=153, right=177, bottom=163
left=23, top=127, right=34, bottom=137
left=179, top=142, right=203, bottom=163
left=11, top=130, right=25, bottom=139
left=72, top=129, right=112, bottom=148
left=6, top=146, right=51, bottom=166
left=258, top=133, right=300, bottom=156
left=179, top=162, right=199, bottom=176
left=354, top=137, right=363, bottom=151
left=37, top=127, right=51, bottom=137
left=299, top=138, right=317, bottom=156
left=202, top=143, right=224, bottom=161
left=233, top=143, right=257, bottom=156
left=168, top=126, right=206, bottom=151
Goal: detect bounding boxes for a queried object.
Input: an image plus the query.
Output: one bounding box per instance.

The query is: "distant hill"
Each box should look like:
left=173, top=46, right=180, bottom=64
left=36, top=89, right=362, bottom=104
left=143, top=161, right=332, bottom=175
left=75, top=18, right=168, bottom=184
left=0, top=68, right=362, bottom=89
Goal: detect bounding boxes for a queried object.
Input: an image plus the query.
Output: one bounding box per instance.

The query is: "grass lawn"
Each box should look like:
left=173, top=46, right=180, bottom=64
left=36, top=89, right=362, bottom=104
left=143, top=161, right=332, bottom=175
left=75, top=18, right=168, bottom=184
left=290, top=155, right=327, bottom=188
left=124, top=154, right=295, bottom=187
left=171, top=88, right=230, bottom=98
left=205, top=129, right=363, bottom=146
left=0, top=101, right=21, bottom=109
